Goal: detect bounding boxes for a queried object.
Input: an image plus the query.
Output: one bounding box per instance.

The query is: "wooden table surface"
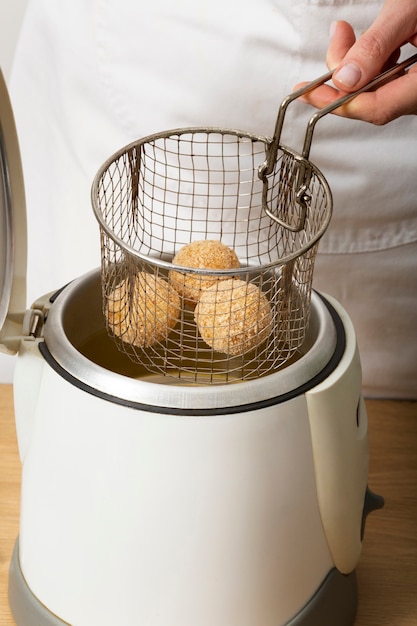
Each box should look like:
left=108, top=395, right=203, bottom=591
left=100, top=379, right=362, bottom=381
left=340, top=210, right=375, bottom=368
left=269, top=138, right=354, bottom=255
left=1, top=384, right=416, bottom=625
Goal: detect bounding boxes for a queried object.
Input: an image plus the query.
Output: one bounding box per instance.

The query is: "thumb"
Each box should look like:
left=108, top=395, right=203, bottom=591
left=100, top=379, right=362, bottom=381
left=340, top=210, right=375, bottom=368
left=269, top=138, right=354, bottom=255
left=332, top=0, right=416, bottom=90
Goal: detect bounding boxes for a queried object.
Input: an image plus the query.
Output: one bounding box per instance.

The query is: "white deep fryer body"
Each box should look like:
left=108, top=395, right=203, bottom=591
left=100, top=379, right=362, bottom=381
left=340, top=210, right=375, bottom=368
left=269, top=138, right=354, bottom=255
left=11, top=274, right=369, bottom=626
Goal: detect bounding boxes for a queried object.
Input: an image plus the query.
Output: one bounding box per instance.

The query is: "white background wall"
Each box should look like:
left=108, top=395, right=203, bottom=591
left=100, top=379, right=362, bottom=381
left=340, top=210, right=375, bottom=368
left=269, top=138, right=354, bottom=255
left=1, top=0, right=29, bottom=381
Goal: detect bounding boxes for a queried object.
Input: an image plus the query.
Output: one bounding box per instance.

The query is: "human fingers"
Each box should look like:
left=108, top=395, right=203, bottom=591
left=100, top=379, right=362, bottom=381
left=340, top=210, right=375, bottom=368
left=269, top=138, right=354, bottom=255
left=328, top=20, right=401, bottom=72
left=326, top=21, right=357, bottom=69
left=295, top=64, right=417, bottom=124
left=332, top=0, right=417, bottom=91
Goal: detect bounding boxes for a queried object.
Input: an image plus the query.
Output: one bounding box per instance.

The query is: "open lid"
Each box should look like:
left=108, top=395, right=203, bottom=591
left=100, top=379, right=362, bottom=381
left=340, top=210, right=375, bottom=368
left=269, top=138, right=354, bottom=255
left=0, top=68, right=27, bottom=355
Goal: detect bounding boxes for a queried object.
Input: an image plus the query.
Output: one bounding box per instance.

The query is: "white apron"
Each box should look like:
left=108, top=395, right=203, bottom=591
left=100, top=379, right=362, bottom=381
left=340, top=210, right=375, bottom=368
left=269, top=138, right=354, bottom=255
left=6, top=0, right=417, bottom=397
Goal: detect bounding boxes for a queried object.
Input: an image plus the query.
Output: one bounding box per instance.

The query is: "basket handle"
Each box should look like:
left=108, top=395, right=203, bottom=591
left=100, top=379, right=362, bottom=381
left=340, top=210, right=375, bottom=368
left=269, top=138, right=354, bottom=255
left=301, top=52, right=417, bottom=160
left=259, top=52, right=417, bottom=232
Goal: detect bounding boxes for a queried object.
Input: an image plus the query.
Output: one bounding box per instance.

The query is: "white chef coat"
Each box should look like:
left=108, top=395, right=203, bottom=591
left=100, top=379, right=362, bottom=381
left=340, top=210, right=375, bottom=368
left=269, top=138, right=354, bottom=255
left=6, top=0, right=417, bottom=397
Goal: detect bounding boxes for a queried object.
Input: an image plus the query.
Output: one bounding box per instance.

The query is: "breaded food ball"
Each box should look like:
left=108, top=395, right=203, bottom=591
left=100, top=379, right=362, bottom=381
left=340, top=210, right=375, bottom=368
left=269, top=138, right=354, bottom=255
left=194, top=278, right=273, bottom=356
left=169, top=239, right=240, bottom=306
left=105, top=271, right=180, bottom=348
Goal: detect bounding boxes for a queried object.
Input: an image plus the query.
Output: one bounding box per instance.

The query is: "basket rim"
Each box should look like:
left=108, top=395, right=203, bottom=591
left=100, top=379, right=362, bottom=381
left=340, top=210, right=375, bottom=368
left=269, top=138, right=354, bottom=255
left=90, top=126, right=333, bottom=272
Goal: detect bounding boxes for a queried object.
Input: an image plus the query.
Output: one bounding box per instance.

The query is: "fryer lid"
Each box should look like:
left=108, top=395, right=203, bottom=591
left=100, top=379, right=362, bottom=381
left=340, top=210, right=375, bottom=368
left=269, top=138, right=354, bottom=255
left=0, top=68, right=27, bottom=354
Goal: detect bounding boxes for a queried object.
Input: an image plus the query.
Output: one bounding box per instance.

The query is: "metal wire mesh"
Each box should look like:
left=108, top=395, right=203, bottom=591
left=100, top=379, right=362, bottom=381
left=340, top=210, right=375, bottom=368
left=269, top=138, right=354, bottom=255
left=92, top=127, right=332, bottom=384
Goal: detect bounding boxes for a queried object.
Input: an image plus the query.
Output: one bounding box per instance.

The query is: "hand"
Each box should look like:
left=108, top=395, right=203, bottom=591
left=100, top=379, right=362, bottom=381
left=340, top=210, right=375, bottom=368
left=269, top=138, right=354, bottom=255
left=295, top=0, right=417, bottom=125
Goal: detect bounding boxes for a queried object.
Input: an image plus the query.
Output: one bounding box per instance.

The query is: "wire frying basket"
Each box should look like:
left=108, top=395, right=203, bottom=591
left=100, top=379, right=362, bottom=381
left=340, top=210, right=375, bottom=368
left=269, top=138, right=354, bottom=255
left=91, top=56, right=417, bottom=384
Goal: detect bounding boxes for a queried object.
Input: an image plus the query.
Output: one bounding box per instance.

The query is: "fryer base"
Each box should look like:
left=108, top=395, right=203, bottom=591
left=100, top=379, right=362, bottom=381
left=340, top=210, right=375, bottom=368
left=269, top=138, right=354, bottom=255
left=8, top=538, right=357, bottom=626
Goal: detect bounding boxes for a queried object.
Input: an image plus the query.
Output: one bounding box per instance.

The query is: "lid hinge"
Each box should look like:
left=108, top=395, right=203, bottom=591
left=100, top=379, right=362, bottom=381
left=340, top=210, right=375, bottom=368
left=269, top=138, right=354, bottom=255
left=22, top=308, right=45, bottom=339
left=0, top=307, right=46, bottom=355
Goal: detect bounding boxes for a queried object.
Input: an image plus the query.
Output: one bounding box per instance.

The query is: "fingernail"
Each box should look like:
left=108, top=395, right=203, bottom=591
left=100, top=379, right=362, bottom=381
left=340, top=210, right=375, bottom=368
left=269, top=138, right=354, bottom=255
left=334, top=62, right=362, bottom=88
left=329, top=21, right=337, bottom=40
